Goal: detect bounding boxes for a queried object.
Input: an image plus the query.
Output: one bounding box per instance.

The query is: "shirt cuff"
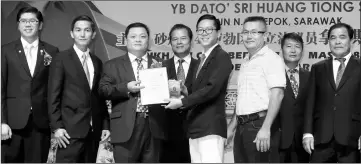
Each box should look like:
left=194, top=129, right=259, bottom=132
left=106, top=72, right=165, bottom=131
left=303, top=133, right=314, bottom=139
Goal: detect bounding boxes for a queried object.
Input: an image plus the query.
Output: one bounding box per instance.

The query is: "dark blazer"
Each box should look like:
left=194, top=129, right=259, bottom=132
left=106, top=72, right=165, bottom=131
left=181, top=45, right=233, bottom=139
left=98, top=54, right=167, bottom=143
left=48, top=47, right=109, bottom=139
left=1, top=39, right=59, bottom=130
left=279, top=68, right=310, bottom=149
left=162, top=56, right=199, bottom=140
left=304, top=56, right=361, bottom=148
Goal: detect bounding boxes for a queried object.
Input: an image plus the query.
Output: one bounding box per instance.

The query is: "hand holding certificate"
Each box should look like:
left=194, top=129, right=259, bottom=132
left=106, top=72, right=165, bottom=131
left=139, top=67, right=170, bottom=105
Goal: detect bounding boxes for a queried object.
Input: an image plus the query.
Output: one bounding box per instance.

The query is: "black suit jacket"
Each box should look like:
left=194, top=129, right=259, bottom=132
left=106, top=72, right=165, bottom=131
left=48, top=47, right=109, bottom=139
left=1, top=39, right=59, bottom=130
left=279, top=68, right=310, bottom=149
left=181, top=45, right=233, bottom=139
left=98, top=54, right=167, bottom=143
left=162, top=56, right=199, bottom=140
left=304, top=56, right=361, bottom=148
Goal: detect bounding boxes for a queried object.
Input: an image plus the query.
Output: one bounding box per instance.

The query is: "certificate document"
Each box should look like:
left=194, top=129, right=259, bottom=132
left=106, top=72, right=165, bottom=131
left=139, top=67, right=170, bottom=105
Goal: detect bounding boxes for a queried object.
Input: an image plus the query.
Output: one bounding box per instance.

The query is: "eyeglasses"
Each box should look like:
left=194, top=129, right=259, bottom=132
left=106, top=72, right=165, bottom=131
left=196, top=28, right=216, bottom=35
left=241, top=31, right=266, bottom=36
left=19, top=19, right=39, bottom=25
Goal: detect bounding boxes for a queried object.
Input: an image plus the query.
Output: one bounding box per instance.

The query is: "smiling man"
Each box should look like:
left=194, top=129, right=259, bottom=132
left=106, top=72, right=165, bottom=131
left=303, top=23, right=361, bottom=162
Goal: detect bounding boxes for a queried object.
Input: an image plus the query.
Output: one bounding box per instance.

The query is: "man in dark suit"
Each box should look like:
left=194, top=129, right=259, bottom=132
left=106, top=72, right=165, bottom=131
left=303, top=23, right=361, bottom=162
left=165, top=14, right=233, bottom=163
left=48, top=15, right=110, bottom=163
left=278, top=33, right=310, bottom=163
left=98, top=22, right=167, bottom=163
left=1, top=7, right=59, bottom=163
left=161, top=24, right=199, bottom=163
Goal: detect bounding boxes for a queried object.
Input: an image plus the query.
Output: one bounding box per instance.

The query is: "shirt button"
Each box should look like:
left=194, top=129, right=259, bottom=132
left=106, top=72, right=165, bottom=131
left=333, top=107, right=336, bottom=110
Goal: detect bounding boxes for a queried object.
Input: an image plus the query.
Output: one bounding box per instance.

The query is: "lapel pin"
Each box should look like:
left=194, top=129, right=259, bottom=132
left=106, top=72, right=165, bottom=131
left=19, top=50, right=21, bottom=53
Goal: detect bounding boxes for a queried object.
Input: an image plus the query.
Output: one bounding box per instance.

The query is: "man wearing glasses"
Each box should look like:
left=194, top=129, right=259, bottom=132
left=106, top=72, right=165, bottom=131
left=165, top=14, right=233, bottom=163
left=226, top=16, right=286, bottom=162
left=1, top=6, right=59, bottom=162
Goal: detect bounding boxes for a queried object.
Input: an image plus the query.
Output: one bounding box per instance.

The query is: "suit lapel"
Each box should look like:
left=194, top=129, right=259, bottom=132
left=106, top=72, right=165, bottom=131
left=15, top=39, right=31, bottom=77
left=32, top=41, right=45, bottom=78
left=195, top=45, right=220, bottom=84
left=89, top=52, right=99, bottom=90
left=296, top=69, right=308, bottom=101
left=70, top=48, right=90, bottom=91
left=168, top=57, right=177, bottom=80
left=325, top=59, right=336, bottom=91
left=122, top=54, right=136, bottom=81
left=337, top=56, right=359, bottom=90
left=185, top=58, right=198, bottom=88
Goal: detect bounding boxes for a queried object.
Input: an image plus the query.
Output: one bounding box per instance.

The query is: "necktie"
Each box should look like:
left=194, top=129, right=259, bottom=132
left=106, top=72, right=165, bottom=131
left=177, top=59, right=186, bottom=82
left=289, top=69, right=299, bottom=97
left=135, top=58, right=148, bottom=113
left=335, top=57, right=346, bottom=88
left=26, top=45, right=35, bottom=76
left=196, top=54, right=206, bottom=78
left=82, top=53, right=91, bottom=88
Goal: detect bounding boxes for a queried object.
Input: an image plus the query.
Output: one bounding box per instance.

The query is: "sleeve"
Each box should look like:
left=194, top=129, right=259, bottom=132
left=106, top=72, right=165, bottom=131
left=303, top=65, right=317, bottom=134
left=98, top=61, right=110, bottom=130
left=265, top=55, right=286, bottom=89
left=1, top=48, right=8, bottom=124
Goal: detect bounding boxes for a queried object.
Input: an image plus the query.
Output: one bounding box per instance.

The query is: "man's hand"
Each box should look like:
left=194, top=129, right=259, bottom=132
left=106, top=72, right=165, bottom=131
left=101, top=130, right=111, bottom=142
left=54, top=128, right=71, bottom=148
left=1, top=124, right=12, bottom=140
left=164, top=98, right=183, bottom=109
left=302, top=136, right=314, bottom=154
left=180, top=80, right=188, bottom=96
left=253, top=127, right=271, bottom=152
left=127, top=81, right=145, bottom=93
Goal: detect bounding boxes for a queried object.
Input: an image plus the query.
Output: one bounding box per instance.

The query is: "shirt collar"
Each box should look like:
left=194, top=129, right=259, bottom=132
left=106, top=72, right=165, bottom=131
left=174, top=54, right=191, bottom=64
left=202, top=43, right=219, bottom=58
left=285, top=65, right=299, bottom=73
left=21, top=37, right=39, bottom=49
left=248, top=45, right=270, bottom=60
left=128, top=52, right=148, bottom=63
left=73, top=44, right=90, bottom=58
left=332, top=52, right=352, bottom=63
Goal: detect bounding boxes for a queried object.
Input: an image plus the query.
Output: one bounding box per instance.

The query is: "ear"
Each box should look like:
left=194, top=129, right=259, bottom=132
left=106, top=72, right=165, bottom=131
left=38, top=22, right=43, bottom=30
left=263, top=32, right=269, bottom=41
left=70, top=31, right=74, bottom=39
left=92, top=31, right=96, bottom=39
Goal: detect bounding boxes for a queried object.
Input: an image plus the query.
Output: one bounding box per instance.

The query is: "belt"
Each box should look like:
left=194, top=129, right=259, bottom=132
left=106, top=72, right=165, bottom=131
left=237, top=110, right=267, bottom=125
left=136, top=112, right=149, bottom=118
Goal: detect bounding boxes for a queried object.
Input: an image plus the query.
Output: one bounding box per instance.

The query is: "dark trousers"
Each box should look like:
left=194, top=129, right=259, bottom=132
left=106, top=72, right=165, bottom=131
left=56, top=129, right=99, bottom=163
left=310, top=137, right=360, bottom=163
left=161, top=139, right=190, bottom=163
left=1, top=114, right=50, bottom=163
left=233, top=116, right=280, bottom=163
left=113, top=113, right=161, bottom=163
left=279, top=137, right=310, bottom=163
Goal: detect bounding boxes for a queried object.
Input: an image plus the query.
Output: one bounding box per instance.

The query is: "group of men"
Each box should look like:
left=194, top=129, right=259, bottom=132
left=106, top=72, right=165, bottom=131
left=1, top=6, right=360, bottom=163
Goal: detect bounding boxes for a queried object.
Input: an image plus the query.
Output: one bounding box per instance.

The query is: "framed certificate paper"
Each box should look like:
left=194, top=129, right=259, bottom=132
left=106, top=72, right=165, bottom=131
left=139, top=67, right=170, bottom=105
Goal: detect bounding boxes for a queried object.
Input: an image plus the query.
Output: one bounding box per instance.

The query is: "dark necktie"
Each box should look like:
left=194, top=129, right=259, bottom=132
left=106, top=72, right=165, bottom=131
left=335, top=57, right=346, bottom=88
left=289, top=69, right=299, bottom=97
left=135, top=58, right=148, bottom=113
left=196, top=54, right=206, bottom=78
left=177, top=59, right=186, bottom=82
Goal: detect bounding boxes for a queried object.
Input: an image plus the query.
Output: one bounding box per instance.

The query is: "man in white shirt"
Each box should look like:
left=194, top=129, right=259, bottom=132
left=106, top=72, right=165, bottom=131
left=302, top=23, right=361, bottom=162
left=226, top=16, right=286, bottom=163
left=1, top=6, right=59, bottom=163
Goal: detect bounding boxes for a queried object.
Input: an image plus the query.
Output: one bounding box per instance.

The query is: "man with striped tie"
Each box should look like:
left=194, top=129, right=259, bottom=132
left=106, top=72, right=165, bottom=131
left=48, top=15, right=110, bottom=163
left=303, top=23, right=361, bottom=162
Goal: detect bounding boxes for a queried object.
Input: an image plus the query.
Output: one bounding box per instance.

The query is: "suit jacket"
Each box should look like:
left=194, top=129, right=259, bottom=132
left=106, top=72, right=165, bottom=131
left=181, top=45, right=233, bottom=139
left=279, top=68, right=310, bottom=149
left=1, top=39, right=59, bottom=130
left=162, top=56, right=199, bottom=140
left=48, top=47, right=109, bottom=139
left=304, top=56, right=361, bottom=148
left=98, top=54, right=167, bottom=143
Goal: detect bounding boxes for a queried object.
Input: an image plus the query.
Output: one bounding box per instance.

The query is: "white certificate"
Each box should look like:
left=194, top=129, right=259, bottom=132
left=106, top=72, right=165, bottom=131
left=139, top=67, right=170, bottom=105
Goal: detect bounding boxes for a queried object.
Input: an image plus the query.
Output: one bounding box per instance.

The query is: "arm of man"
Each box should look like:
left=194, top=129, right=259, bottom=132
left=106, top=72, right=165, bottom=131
left=1, top=47, right=12, bottom=140
left=98, top=61, right=111, bottom=142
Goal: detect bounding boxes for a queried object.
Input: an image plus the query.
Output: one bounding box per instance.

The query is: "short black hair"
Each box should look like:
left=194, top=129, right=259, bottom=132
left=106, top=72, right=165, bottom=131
left=71, top=15, right=96, bottom=32
left=327, top=23, right=354, bottom=39
left=281, top=32, right=304, bottom=50
left=243, top=16, right=267, bottom=30
left=196, top=14, right=221, bottom=31
left=169, top=24, right=193, bottom=41
left=125, top=22, right=150, bottom=38
left=16, top=6, right=43, bottom=23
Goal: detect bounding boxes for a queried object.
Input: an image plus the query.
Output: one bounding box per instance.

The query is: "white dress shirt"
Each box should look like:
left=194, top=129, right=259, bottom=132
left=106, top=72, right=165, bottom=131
left=21, top=37, right=39, bottom=77
left=73, top=44, right=94, bottom=89
left=174, top=54, right=191, bottom=78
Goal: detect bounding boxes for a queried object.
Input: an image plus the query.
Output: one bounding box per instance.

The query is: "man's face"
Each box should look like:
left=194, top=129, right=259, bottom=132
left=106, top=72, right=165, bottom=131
left=18, top=12, right=42, bottom=38
left=242, top=21, right=266, bottom=50
left=170, top=28, right=191, bottom=57
left=329, top=27, right=352, bottom=58
left=70, top=20, right=96, bottom=48
left=126, top=27, right=149, bottom=53
left=197, top=19, right=218, bottom=48
left=282, top=39, right=303, bottom=63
